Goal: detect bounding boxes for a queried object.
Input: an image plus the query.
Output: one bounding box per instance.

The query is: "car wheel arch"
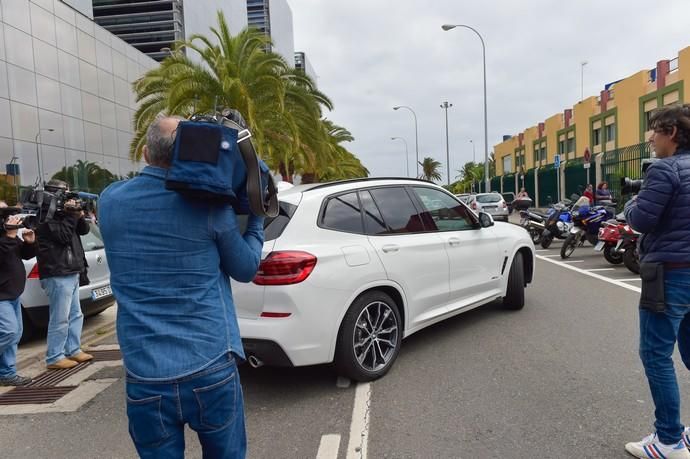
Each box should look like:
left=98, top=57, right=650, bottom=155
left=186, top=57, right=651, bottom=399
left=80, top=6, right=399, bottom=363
left=327, top=281, right=408, bottom=363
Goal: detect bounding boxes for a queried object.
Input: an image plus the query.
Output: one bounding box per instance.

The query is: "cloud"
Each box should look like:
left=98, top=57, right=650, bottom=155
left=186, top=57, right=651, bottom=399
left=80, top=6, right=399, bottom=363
left=288, top=0, right=690, bottom=179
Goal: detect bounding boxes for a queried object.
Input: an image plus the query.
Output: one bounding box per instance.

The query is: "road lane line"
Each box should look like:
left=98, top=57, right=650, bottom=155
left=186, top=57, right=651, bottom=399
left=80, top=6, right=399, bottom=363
left=562, top=260, right=584, bottom=263
left=620, top=278, right=642, bottom=282
left=346, top=382, right=371, bottom=459
left=587, top=268, right=616, bottom=272
left=316, top=434, right=341, bottom=459
left=537, top=255, right=641, bottom=293
left=540, top=254, right=561, bottom=258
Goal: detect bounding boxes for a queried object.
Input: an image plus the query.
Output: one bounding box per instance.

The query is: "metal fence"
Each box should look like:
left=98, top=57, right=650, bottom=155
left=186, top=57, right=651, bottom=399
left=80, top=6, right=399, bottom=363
left=502, top=174, right=516, bottom=194
left=600, top=142, right=651, bottom=203
left=564, top=157, right=587, bottom=199
left=524, top=169, right=535, bottom=200
left=538, top=167, right=558, bottom=206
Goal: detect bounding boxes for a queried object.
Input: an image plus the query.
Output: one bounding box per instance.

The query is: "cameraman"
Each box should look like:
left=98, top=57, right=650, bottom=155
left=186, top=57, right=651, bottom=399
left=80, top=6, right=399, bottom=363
left=0, top=201, right=36, bottom=386
left=99, top=115, right=264, bottom=458
left=623, top=105, right=690, bottom=459
left=35, top=180, right=93, bottom=370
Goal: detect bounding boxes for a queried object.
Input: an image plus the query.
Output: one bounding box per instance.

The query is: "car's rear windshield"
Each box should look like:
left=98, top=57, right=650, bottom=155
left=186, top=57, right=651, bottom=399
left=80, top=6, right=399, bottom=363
left=476, top=194, right=501, bottom=203
left=237, top=201, right=298, bottom=242
left=81, top=221, right=105, bottom=252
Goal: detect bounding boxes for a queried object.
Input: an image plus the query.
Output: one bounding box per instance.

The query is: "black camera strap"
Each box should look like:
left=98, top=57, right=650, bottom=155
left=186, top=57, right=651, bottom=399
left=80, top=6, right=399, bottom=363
left=237, top=133, right=279, bottom=218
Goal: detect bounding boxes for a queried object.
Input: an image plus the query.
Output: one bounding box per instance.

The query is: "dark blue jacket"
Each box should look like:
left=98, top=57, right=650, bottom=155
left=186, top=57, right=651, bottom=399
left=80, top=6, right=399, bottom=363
left=624, top=150, right=690, bottom=263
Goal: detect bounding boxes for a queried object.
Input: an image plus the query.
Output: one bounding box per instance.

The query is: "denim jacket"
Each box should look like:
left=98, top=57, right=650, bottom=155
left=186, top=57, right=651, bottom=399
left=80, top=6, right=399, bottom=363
left=99, top=166, right=264, bottom=381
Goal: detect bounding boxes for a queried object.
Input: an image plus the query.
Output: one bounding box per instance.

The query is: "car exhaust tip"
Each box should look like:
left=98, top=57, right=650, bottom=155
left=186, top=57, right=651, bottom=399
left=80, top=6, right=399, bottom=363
left=247, top=355, right=264, bottom=368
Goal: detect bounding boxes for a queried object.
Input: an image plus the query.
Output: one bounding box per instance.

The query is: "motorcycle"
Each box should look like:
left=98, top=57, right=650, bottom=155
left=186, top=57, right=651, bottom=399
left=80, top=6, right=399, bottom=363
left=620, top=226, right=640, bottom=274
left=519, top=209, right=548, bottom=244
left=540, top=204, right=574, bottom=249
left=594, top=219, right=627, bottom=264
left=560, top=205, right=614, bottom=259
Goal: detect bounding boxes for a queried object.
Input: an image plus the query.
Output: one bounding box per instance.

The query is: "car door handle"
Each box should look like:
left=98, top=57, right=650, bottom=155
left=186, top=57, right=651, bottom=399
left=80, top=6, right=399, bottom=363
left=381, top=244, right=399, bottom=253
left=448, top=237, right=461, bottom=247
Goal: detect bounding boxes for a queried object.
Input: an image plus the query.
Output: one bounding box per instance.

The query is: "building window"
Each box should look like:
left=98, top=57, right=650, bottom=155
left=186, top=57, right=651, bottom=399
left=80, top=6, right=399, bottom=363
left=503, top=156, right=513, bottom=174
left=558, top=140, right=565, bottom=155
left=605, top=123, right=616, bottom=143
left=540, top=145, right=547, bottom=162
left=593, top=128, right=602, bottom=146
left=567, top=137, right=575, bottom=153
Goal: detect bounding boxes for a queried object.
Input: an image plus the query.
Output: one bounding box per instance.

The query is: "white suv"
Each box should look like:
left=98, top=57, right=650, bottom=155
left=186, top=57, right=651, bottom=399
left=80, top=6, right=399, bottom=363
left=233, top=179, right=535, bottom=381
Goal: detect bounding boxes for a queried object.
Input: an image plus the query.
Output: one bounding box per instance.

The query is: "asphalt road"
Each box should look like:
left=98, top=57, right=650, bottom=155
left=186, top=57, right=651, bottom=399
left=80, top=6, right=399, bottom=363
left=3, top=243, right=690, bottom=459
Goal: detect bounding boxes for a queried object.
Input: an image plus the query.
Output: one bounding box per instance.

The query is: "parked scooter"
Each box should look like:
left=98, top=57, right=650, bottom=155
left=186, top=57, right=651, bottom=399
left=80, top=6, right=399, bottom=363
left=519, top=209, right=548, bottom=244
left=560, top=202, right=615, bottom=259
left=540, top=203, right=574, bottom=249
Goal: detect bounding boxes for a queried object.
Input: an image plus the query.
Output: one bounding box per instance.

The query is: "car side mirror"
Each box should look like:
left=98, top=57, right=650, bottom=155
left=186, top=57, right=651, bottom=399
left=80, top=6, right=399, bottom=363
left=478, top=212, right=494, bottom=228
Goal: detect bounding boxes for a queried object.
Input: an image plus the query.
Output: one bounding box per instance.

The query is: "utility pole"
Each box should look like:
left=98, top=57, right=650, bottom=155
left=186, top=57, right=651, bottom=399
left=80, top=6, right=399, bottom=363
left=440, top=101, right=453, bottom=185
left=581, top=61, right=588, bottom=101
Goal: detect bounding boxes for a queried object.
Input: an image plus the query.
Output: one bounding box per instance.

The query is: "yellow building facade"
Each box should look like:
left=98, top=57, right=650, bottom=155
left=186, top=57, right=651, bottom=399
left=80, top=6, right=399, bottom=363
left=494, top=45, right=690, bottom=178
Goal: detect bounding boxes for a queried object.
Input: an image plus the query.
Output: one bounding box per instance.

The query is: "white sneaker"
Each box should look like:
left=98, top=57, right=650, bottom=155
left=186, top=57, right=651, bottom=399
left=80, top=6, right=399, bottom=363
left=625, top=432, right=690, bottom=458
left=683, top=427, right=690, bottom=450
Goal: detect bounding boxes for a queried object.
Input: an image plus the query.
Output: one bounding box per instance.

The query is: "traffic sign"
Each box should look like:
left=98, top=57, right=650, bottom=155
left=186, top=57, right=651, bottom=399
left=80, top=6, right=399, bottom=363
left=583, top=162, right=591, bottom=169
left=584, top=148, right=591, bottom=163
left=554, top=154, right=561, bottom=169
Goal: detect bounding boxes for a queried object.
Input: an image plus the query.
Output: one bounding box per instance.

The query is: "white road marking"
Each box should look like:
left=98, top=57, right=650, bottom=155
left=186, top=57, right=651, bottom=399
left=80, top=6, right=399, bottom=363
left=346, top=382, right=371, bottom=459
left=535, top=249, right=549, bottom=252
left=537, top=255, right=641, bottom=293
left=587, top=268, right=616, bottom=272
left=540, top=254, right=561, bottom=258
left=562, top=260, right=584, bottom=263
left=316, top=434, right=341, bottom=459
left=620, top=278, right=642, bottom=282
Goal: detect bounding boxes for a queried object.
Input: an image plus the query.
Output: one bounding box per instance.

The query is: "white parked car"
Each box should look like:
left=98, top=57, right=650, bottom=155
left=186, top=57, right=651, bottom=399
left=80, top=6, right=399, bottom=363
left=467, top=192, right=510, bottom=222
left=234, top=179, right=535, bottom=381
left=20, top=220, right=114, bottom=339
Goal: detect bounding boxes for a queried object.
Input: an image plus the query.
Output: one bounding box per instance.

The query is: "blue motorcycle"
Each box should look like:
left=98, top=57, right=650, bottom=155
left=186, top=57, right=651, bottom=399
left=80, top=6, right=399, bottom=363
left=540, top=203, right=574, bottom=249
left=560, top=205, right=614, bottom=259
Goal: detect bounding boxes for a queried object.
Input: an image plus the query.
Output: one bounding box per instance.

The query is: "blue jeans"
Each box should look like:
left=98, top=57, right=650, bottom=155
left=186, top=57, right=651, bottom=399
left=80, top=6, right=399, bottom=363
left=0, top=298, right=22, bottom=378
left=639, top=268, right=690, bottom=444
left=41, top=274, right=84, bottom=364
left=125, top=353, right=246, bottom=459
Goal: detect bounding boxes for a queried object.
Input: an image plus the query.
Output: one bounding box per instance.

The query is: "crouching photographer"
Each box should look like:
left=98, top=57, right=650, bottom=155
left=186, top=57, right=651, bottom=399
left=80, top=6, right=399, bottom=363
left=99, top=111, right=274, bottom=458
left=0, top=201, right=36, bottom=386
left=34, top=180, right=93, bottom=370
left=623, top=104, right=690, bottom=459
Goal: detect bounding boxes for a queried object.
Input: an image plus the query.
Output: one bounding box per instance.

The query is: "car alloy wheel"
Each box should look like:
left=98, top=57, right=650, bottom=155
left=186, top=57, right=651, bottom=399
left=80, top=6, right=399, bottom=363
left=353, top=301, right=399, bottom=372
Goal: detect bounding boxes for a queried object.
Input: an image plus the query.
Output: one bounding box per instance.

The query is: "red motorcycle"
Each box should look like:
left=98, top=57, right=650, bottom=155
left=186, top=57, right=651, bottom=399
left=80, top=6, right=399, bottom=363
left=595, top=220, right=626, bottom=264
left=619, top=226, right=640, bottom=274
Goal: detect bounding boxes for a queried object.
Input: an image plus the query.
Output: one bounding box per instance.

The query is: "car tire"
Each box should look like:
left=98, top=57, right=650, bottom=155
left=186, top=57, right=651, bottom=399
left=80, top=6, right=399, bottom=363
left=335, top=291, right=402, bottom=382
left=603, top=245, right=624, bottom=264
left=503, top=252, right=525, bottom=310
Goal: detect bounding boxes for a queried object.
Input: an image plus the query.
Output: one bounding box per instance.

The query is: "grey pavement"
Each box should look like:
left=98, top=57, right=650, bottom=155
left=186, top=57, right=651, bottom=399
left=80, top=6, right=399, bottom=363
left=3, top=252, right=685, bottom=459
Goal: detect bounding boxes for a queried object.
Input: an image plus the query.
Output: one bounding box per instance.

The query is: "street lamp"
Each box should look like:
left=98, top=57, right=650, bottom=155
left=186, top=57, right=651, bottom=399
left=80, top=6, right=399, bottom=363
left=34, top=128, right=55, bottom=187
left=470, top=139, right=476, bottom=192
left=440, top=101, right=453, bottom=185
left=442, top=23, right=490, bottom=192
left=390, top=137, right=410, bottom=177
left=393, top=106, right=419, bottom=177
left=580, top=61, right=588, bottom=101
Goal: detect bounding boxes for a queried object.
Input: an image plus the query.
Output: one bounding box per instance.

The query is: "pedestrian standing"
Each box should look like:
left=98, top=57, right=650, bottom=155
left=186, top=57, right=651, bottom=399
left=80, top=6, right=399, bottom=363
left=99, top=115, right=264, bottom=458
left=0, top=201, right=36, bottom=386
left=583, top=184, right=595, bottom=205
left=623, top=104, right=690, bottom=459
left=596, top=182, right=613, bottom=205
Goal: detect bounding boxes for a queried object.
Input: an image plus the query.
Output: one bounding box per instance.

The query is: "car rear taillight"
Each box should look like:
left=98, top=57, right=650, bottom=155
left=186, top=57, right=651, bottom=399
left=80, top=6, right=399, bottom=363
left=253, top=251, right=317, bottom=286
left=27, top=263, right=39, bottom=279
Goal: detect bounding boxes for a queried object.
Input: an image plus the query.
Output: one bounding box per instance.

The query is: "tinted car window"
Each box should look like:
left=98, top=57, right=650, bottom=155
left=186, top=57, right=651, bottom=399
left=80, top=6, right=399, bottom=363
left=476, top=193, right=502, bottom=203
left=413, top=187, right=476, bottom=231
left=321, top=192, right=364, bottom=233
left=236, top=201, right=298, bottom=241
left=369, top=187, right=425, bottom=234
left=359, top=190, right=388, bottom=235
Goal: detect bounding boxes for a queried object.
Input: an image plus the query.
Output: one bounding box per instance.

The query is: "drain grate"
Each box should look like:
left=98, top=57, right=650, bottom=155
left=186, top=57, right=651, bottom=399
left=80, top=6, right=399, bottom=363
left=27, top=362, right=90, bottom=388
left=89, top=349, right=122, bottom=362
left=0, top=386, right=77, bottom=405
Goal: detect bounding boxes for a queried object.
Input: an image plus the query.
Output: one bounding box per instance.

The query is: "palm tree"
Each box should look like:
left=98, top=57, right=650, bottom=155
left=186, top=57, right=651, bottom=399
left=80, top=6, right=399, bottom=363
left=131, top=13, right=363, bottom=183
left=418, top=157, right=443, bottom=182
left=51, top=160, right=118, bottom=194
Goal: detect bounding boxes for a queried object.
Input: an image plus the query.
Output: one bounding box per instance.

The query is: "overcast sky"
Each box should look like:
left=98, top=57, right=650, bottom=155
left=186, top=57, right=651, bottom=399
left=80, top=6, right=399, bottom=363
left=286, top=0, right=690, bottom=182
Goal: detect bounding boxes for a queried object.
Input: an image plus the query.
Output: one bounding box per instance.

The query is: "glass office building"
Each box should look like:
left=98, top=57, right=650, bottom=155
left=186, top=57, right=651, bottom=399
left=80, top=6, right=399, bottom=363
left=0, top=0, right=157, bottom=197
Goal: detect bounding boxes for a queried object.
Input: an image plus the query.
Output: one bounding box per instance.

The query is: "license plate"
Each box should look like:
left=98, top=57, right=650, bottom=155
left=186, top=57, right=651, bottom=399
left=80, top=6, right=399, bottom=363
left=594, top=241, right=605, bottom=252
left=91, top=285, right=112, bottom=300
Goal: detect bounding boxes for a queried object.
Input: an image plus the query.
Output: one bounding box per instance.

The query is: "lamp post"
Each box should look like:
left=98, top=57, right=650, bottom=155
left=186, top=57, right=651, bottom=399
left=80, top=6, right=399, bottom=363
left=390, top=137, right=410, bottom=177
left=470, top=139, right=476, bottom=192
left=581, top=61, right=588, bottom=101
left=442, top=23, right=490, bottom=192
left=393, top=106, right=419, bottom=177
left=34, top=128, right=55, bottom=187
left=9, top=155, right=20, bottom=202
left=440, top=101, right=453, bottom=185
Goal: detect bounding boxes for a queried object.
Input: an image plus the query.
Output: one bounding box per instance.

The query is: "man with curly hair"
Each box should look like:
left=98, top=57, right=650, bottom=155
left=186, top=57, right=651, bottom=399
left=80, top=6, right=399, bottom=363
left=624, top=104, right=690, bottom=459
